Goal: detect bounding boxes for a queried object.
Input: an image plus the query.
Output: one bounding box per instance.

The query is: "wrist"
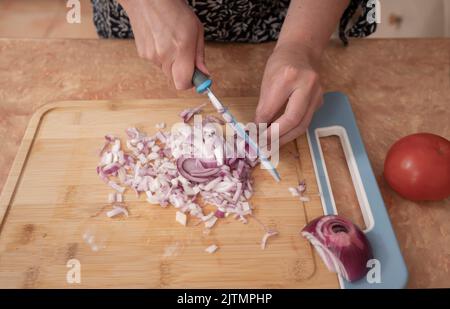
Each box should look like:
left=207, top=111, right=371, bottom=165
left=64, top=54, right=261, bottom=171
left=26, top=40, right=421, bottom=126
left=274, top=39, right=323, bottom=62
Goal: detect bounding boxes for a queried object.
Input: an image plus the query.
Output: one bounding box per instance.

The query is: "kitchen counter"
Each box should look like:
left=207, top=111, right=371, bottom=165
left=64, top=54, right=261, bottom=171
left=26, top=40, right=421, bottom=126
left=0, top=38, right=449, bottom=288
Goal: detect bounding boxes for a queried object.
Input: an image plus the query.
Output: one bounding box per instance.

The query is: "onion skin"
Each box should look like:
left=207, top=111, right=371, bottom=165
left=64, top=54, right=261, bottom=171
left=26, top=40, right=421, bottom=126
left=177, top=156, right=251, bottom=183
left=301, top=215, right=373, bottom=282
left=177, top=156, right=220, bottom=183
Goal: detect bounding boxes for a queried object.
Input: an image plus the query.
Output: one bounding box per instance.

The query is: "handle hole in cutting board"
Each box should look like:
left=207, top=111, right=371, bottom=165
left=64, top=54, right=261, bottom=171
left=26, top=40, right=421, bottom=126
left=319, top=135, right=366, bottom=230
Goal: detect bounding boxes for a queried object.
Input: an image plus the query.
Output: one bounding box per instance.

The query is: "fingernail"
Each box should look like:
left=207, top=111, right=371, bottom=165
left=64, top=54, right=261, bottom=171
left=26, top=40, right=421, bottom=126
left=174, top=80, right=183, bottom=90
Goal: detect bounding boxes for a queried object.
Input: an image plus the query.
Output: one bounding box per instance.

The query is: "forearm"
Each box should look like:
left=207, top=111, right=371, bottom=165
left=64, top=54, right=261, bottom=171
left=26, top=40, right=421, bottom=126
left=277, top=0, right=349, bottom=56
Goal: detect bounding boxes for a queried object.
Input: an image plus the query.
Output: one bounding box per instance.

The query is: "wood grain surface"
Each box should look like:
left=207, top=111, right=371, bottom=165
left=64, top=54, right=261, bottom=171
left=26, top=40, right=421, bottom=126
left=0, top=98, right=339, bottom=288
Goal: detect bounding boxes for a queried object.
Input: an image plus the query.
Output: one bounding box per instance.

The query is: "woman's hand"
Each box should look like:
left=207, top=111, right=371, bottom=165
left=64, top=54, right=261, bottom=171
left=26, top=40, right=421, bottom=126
left=254, top=0, right=349, bottom=146
left=119, top=0, right=208, bottom=90
left=254, top=42, right=323, bottom=146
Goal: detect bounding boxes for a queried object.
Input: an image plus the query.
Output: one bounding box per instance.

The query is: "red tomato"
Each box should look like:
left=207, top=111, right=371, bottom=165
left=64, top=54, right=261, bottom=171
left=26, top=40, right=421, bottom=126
left=384, top=133, right=450, bottom=201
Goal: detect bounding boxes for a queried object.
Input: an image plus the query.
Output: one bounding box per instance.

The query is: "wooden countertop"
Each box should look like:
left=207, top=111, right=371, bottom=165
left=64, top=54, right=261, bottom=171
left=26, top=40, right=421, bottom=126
left=0, top=38, right=449, bottom=288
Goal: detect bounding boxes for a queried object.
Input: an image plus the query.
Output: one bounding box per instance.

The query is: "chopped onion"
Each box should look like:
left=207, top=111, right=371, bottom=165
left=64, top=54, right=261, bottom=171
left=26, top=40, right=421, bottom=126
left=116, top=193, right=123, bottom=203
left=288, top=180, right=310, bottom=202
left=299, top=196, right=310, bottom=202
left=83, top=232, right=95, bottom=245
left=146, top=191, right=159, bottom=205
left=301, top=215, right=373, bottom=282
left=204, top=216, right=218, bottom=229
left=108, top=192, right=116, bottom=203
left=155, top=122, right=166, bottom=129
left=96, top=104, right=267, bottom=250
left=205, top=244, right=218, bottom=254
left=203, top=115, right=225, bottom=125
left=214, top=209, right=225, bottom=218
left=298, top=180, right=306, bottom=193
left=106, top=205, right=129, bottom=218
left=176, top=211, right=187, bottom=226
left=101, top=152, right=113, bottom=165
left=156, top=131, right=167, bottom=143
left=108, top=181, right=125, bottom=193
left=288, top=187, right=300, bottom=197
left=202, top=212, right=214, bottom=222
left=261, top=230, right=278, bottom=250
left=179, top=103, right=206, bottom=123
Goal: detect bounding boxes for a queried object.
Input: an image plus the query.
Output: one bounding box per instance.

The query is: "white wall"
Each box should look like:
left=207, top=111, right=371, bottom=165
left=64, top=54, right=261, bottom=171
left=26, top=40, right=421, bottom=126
left=372, top=0, right=449, bottom=38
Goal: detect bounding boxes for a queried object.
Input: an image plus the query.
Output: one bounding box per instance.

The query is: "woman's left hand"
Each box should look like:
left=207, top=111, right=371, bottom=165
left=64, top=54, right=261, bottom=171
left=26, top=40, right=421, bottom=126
left=254, top=42, right=323, bottom=146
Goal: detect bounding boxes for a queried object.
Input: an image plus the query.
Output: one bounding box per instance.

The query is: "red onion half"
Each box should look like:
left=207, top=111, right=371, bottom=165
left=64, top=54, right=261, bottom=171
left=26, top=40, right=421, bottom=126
left=301, top=215, right=373, bottom=282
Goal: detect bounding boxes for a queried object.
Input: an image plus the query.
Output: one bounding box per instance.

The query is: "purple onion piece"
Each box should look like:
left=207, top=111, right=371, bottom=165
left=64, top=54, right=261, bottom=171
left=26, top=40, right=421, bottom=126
left=214, top=210, right=225, bottom=218
left=301, top=215, right=373, bottom=282
left=177, top=156, right=222, bottom=182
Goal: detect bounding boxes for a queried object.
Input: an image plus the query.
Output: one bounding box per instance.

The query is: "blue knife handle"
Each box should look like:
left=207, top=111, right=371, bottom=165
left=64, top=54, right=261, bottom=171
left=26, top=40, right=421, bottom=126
left=192, top=68, right=212, bottom=93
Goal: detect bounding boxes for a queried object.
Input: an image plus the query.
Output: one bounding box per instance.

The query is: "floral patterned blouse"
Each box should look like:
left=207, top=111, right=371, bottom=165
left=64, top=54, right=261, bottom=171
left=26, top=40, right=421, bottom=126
left=91, top=0, right=376, bottom=45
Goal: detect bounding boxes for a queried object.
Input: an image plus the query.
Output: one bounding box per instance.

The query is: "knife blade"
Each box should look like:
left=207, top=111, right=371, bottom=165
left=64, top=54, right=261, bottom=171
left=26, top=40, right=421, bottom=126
left=192, top=68, right=281, bottom=182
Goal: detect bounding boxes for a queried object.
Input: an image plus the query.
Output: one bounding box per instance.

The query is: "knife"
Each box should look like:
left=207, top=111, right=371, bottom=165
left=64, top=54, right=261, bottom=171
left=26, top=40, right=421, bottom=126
left=192, top=68, right=281, bottom=182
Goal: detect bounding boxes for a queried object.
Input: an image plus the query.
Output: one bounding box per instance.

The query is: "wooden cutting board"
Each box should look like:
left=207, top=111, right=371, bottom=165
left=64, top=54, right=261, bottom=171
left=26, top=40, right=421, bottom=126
left=0, top=98, right=338, bottom=288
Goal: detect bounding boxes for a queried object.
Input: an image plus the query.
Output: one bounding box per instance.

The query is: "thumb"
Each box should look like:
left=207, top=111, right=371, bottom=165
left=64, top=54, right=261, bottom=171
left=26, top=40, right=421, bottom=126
left=195, top=23, right=209, bottom=75
left=254, top=74, right=290, bottom=125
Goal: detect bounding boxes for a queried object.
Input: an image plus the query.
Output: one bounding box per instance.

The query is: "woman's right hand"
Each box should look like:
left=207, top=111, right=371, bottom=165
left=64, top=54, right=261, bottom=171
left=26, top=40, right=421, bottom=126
left=119, top=0, right=208, bottom=90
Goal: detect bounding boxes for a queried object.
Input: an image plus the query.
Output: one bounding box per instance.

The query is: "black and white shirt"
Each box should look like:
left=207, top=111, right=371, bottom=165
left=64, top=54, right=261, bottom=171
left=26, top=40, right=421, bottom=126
left=91, top=0, right=376, bottom=45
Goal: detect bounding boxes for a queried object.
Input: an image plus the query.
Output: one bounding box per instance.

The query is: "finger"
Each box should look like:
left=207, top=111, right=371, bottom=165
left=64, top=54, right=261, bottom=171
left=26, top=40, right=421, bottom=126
left=255, top=97, right=289, bottom=152
left=257, top=121, right=279, bottom=158
left=157, top=36, right=175, bottom=82
left=172, top=36, right=197, bottom=90
left=278, top=90, right=323, bottom=145
left=270, top=82, right=316, bottom=138
left=194, top=23, right=209, bottom=75
left=127, top=15, right=147, bottom=59
left=146, top=32, right=157, bottom=61
left=254, top=73, right=292, bottom=125
left=134, top=37, right=145, bottom=59
left=162, top=59, right=174, bottom=86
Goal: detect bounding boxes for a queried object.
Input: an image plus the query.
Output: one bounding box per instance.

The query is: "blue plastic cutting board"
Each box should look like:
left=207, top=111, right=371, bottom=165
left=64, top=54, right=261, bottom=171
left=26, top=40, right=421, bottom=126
left=306, top=92, right=408, bottom=289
